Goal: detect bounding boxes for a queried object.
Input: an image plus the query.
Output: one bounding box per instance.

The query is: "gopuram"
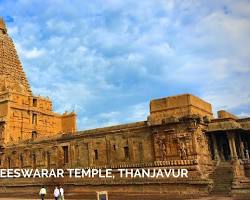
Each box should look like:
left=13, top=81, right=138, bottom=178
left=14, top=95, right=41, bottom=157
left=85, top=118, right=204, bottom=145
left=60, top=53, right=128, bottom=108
left=0, top=18, right=250, bottom=199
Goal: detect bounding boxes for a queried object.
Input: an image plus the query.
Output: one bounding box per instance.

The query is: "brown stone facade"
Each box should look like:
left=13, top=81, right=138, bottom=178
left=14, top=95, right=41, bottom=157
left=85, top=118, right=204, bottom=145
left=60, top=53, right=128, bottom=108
left=0, top=18, right=250, bottom=199
left=0, top=18, right=76, bottom=146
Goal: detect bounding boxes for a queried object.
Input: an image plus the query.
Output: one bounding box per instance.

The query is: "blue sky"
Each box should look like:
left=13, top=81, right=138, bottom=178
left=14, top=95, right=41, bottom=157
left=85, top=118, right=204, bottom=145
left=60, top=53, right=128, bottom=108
left=1, top=0, right=250, bottom=130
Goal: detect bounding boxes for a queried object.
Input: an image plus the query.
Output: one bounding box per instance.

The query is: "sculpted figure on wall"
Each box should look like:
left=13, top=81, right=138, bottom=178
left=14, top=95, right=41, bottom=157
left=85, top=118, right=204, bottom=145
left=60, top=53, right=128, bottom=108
left=178, top=140, right=188, bottom=159
left=23, top=150, right=31, bottom=167
left=154, top=131, right=179, bottom=160
left=162, top=142, right=167, bottom=160
left=154, top=133, right=167, bottom=160
left=195, top=128, right=209, bottom=153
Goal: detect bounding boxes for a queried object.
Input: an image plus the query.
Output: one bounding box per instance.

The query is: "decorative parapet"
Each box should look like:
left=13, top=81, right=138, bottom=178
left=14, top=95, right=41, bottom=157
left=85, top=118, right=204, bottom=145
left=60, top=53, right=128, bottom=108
left=207, top=119, right=242, bottom=132
left=148, top=94, right=213, bottom=125
left=78, top=159, right=198, bottom=170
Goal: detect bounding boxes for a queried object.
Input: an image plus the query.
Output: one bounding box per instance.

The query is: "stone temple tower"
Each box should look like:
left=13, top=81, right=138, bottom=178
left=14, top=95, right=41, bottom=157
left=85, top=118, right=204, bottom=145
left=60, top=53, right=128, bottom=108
left=0, top=17, right=77, bottom=148
left=0, top=17, right=32, bottom=95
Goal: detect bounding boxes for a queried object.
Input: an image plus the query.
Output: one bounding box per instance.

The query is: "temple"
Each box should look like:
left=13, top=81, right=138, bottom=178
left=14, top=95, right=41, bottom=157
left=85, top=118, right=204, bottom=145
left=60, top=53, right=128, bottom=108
left=0, top=17, right=76, bottom=146
left=0, top=18, right=250, bottom=199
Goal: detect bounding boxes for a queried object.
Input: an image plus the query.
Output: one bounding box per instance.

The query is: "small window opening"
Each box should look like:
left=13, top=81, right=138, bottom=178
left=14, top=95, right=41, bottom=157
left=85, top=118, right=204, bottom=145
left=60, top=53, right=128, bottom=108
left=32, top=113, right=37, bottom=124
left=124, top=146, right=129, bottom=159
left=31, top=131, right=37, bottom=140
left=63, top=146, right=69, bottom=164
left=33, top=98, right=37, bottom=107
left=94, top=149, right=98, bottom=160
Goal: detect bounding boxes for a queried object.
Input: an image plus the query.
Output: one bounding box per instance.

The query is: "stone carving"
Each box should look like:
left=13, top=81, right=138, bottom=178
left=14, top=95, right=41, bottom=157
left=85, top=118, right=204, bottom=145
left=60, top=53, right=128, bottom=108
left=178, top=140, right=187, bottom=159
left=154, top=134, right=168, bottom=160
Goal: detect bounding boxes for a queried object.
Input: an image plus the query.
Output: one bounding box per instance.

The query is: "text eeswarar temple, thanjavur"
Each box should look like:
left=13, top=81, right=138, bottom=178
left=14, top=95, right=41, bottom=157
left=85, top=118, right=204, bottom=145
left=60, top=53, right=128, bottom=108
left=0, top=18, right=250, bottom=199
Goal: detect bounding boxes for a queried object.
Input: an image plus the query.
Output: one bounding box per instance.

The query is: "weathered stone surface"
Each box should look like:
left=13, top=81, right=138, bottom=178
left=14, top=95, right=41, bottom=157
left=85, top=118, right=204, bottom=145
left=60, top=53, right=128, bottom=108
left=148, top=94, right=213, bottom=125
left=218, top=110, right=238, bottom=120
left=0, top=18, right=77, bottom=146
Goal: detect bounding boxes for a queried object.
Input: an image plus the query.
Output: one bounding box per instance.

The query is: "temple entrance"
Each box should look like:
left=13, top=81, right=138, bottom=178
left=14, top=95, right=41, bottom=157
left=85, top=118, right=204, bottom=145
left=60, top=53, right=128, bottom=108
left=210, top=133, right=231, bottom=161
left=221, top=139, right=230, bottom=161
left=241, top=133, right=250, bottom=159
left=217, top=133, right=231, bottom=161
left=210, top=131, right=250, bottom=161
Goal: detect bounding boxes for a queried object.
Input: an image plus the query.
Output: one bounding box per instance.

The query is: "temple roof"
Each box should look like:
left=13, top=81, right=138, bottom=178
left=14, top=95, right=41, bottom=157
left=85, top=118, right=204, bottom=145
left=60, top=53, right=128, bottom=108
left=0, top=17, right=32, bottom=95
left=207, top=118, right=250, bottom=132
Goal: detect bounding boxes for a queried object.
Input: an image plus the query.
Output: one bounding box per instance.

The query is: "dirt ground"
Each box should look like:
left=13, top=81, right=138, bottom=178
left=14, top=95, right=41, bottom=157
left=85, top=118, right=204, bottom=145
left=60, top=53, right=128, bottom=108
left=0, top=197, right=239, bottom=200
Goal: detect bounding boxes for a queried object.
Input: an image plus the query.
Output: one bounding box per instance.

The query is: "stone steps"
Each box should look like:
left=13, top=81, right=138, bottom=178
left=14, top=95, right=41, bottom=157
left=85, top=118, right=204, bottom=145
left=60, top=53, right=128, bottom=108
left=209, top=162, right=233, bottom=196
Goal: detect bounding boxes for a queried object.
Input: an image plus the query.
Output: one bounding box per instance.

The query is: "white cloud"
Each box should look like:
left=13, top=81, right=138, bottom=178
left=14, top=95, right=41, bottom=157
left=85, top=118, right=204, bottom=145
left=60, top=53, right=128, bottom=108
left=238, top=112, right=250, bottom=118
left=128, top=102, right=149, bottom=122
left=46, top=19, right=75, bottom=34
left=78, top=102, right=148, bottom=130
left=33, top=82, right=94, bottom=114
left=3, top=0, right=250, bottom=129
left=16, top=43, right=46, bottom=59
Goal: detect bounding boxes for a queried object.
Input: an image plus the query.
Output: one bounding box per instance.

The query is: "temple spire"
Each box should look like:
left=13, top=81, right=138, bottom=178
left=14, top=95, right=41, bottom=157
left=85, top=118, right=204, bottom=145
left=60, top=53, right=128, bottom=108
left=0, top=16, right=32, bottom=95
left=0, top=17, right=7, bottom=34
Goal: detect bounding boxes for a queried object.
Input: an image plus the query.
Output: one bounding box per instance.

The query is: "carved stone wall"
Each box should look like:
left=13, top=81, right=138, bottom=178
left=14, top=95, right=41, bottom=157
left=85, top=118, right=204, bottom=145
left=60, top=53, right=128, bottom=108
left=0, top=19, right=77, bottom=146
left=0, top=117, right=214, bottom=171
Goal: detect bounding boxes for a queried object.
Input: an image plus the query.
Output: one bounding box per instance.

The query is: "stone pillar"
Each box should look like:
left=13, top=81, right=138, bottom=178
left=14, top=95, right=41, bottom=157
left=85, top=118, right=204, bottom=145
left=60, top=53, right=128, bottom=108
left=218, top=136, right=225, bottom=161
left=46, top=151, right=50, bottom=169
left=105, top=136, right=111, bottom=165
left=246, top=149, right=250, bottom=160
left=239, top=134, right=245, bottom=159
left=211, top=134, right=220, bottom=161
left=232, top=159, right=245, bottom=180
left=227, top=132, right=238, bottom=160
left=71, top=145, right=76, bottom=167
left=128, top=138, right=133, bottom=161
left=57, top=146, right=64, bottom=168
left=88, top=142, right=94, bottom=166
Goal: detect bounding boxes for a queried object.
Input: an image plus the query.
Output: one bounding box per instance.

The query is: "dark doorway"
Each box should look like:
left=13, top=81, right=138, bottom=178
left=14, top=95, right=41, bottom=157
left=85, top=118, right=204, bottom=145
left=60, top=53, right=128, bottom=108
left=215, top=133, right=231, bottom=161
left=63, top=146, right=69, bottom=164
left=222, top=142, right=230, bottom=160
